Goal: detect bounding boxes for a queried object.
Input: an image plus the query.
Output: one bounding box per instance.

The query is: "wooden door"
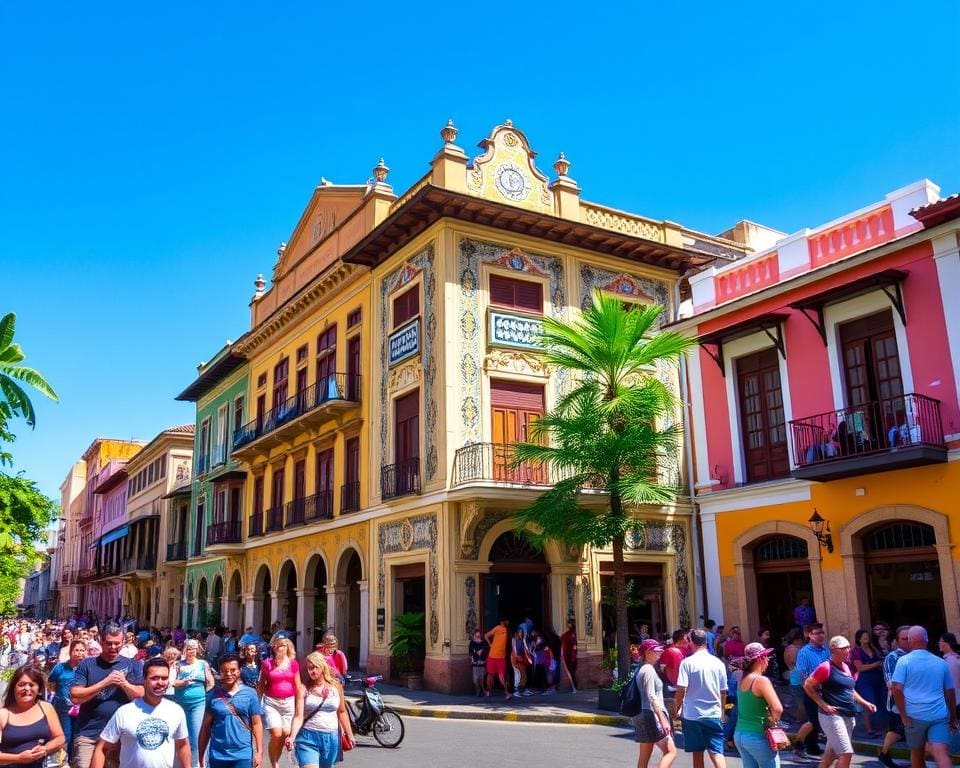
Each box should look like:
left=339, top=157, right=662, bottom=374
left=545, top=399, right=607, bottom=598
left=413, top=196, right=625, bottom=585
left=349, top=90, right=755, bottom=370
left=490, top=380, right=545, bottom=483
left=737, top=348, right=789, bottom=483
left=841, top=310, right=904, bottom=443
left=394, top=391, right=419, bottom=494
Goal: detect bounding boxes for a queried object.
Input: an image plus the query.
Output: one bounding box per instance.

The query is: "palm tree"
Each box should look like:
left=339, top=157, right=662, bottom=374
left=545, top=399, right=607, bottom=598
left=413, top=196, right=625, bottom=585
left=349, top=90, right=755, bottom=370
left=513, top=290, right=693, bottom=681
left=0, top=312, right=58, bottom=429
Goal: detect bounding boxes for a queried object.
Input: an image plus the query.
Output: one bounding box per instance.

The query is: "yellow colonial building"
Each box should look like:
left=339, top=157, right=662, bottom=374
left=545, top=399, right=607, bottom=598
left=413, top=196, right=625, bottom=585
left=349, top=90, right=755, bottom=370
left=212, top=121, right=751, bottom=691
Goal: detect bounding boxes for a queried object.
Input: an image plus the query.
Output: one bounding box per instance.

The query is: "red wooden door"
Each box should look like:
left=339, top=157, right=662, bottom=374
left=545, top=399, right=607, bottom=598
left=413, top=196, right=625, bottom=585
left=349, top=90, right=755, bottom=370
left=737, top=348, right=789, bottom=483
left=490, top=380, right=545, bottom=483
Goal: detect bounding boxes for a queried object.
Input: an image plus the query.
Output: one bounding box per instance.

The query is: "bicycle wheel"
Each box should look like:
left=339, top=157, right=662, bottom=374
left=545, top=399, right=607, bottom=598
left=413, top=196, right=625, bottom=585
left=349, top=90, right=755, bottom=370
left=372, top=708, right=405, bottom=747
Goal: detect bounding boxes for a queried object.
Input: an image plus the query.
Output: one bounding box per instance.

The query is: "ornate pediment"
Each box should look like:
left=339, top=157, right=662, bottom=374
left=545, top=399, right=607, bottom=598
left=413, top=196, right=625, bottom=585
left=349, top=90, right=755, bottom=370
left=387, top=360, right=421, bottom=392
left=466, top=121, right=553, bottom=213
left=483, top=349, right=550, bottom=377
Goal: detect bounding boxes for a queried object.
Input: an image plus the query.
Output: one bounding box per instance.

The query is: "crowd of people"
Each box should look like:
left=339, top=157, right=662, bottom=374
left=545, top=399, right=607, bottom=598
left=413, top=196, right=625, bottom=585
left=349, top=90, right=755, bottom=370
left=0, top=617, right=356, bottom=768
left=627, top=619, right=959, bottom=768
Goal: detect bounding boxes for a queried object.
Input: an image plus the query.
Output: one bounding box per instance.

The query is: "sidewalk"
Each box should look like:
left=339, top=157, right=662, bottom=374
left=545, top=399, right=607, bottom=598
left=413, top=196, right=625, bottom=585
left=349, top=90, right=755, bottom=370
left=369, top=683, right=960, bottom=764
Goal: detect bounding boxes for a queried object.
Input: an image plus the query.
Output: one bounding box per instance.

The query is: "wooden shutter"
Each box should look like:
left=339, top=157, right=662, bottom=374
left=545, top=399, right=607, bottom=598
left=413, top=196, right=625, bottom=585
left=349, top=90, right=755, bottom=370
left=489, top=275, right=543, bottom=313
left=393, top=287, right=419, bottom=328
left=737, top=348, right=789, bottom=483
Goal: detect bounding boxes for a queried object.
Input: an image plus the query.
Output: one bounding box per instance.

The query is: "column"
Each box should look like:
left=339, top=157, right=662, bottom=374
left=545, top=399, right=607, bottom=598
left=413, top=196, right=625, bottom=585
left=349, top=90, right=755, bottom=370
left=244, top=592, right=258, bottom=634
left=220, top=594, right=231, bottom=631
left=296, top=588, right=316, bottom=654
left=326, top=586, right=348, bottom=641
left=269, top=590, right=281, bottom=634
left=357, top=580, right=369, bottom=668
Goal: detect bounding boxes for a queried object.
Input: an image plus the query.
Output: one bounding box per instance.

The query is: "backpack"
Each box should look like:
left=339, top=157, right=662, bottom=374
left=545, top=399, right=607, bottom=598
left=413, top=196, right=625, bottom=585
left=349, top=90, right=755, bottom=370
left=619, top=671, right=643, bottom=717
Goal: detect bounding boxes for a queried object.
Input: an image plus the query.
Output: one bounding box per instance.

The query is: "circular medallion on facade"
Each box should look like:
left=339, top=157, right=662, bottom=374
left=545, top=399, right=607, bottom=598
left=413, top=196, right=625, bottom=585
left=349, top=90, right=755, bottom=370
left=400, top=519, right=415, bottom=551
left=494, top=162, right=532, bottom=202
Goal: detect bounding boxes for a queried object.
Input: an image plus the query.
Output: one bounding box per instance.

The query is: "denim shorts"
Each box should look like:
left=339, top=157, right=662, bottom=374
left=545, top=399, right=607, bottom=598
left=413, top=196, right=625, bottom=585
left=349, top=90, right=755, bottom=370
left=681, top=717, right=725, bottom=753
left=904, top=717, right=951, bottom=749
left=294, top=728, right=340, bottom=767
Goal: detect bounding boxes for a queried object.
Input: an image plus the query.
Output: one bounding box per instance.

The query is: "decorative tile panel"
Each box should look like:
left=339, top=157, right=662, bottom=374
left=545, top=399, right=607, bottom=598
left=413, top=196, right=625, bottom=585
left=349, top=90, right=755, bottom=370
left=582, top=574, right=594, bottom=637
left=465, top=576, right=477, bottom=638
left=565, top=576, right=575, bottom=622
left=489, top=310, right=543, bottom=350
left=623, top=521, right=691, bottom=629
left=376, top=512, right=439, bottom=645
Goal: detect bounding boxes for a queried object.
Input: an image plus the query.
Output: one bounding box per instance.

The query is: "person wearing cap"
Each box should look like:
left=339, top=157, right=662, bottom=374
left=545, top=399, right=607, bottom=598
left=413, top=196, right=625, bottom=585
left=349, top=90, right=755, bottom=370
left=633, top=638, right=677, bottom=768
left=675, top=628, right=729, bottom=768
left=733, top=643, right=784, bottom=768
left=803, top=635, right=876, bottom=768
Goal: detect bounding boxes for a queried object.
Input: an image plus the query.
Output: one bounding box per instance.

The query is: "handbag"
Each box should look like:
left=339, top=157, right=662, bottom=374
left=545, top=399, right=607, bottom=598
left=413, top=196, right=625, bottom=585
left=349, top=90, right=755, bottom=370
left=766, top=726, right=791, bottom=750
left=340, top=728, right=354, bottom=752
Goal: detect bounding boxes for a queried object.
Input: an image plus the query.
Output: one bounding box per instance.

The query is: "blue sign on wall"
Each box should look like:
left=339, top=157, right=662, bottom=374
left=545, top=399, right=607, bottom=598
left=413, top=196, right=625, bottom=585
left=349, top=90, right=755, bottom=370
left=389, top=319, right=420, bottom=366
left=489, top=310, right=543, bottom=350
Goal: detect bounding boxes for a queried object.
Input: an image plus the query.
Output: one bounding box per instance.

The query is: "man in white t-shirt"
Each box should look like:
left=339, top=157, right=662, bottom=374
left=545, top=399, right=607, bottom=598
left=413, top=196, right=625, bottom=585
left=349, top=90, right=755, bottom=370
left=675, top=628, right=729, bottom=768
left=90, top=658, right=191, bottom=768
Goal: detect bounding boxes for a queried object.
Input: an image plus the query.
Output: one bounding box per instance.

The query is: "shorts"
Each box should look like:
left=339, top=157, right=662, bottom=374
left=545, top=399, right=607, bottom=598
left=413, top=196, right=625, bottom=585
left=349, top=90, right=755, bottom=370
left=681, top=717, right=724, bottom=753
left=904, top=717, right=951, bottom=749
left=294, top=727, right=340, bottom=768
left=818, top=712, right=855, bottom=755
left=75, top=735, right=119, bottom=768
left=634, top=709, right=669, bottom=744
left=886, top=711, right=905, bottom=737
left=262, top=694, right=295, bottom=731
left=472, top=666, right=485, bottom=685
left=486, top=656, right=506, bottom=677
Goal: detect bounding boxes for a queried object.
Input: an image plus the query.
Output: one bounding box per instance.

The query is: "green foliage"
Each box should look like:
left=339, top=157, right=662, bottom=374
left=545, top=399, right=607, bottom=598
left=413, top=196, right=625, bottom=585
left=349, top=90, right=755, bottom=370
left=389, top=610, right=425, bottom=675
left=0, top=313, right=59, bottom=466
left=0, top=472, right=58, bottom=614
left=512, top=291, right=694, bottom=680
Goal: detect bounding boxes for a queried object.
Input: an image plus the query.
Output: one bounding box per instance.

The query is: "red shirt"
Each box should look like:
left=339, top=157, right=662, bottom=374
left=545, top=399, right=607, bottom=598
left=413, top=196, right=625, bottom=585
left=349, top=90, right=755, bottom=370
left=661, top=645, right=685, bottom=685
left=560, top=629, right=577, bottom=663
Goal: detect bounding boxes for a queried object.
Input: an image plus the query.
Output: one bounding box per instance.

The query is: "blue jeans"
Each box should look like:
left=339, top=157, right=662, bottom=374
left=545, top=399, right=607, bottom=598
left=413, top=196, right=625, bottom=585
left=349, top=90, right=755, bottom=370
left=735, top=730, right=780, bottom=768
left=178, top=698, right=206, bottom=767
left=54, top=704, right=74, bottom=764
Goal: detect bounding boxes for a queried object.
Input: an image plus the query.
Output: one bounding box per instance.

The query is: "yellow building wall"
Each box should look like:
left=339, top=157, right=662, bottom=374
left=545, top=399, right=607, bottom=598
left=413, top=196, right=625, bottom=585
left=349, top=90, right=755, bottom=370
left=98, top=439, right=144, bottom=465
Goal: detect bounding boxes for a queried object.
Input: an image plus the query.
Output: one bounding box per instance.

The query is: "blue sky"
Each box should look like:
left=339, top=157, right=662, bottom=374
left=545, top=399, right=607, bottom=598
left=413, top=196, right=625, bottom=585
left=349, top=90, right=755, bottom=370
left=2, top=2, right=958, bottom=501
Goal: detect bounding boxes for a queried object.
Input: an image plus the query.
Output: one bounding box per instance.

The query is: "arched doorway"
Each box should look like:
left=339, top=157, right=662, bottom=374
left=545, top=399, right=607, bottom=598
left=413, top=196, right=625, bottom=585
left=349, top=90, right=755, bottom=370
left=227, top=571, right=243, bottom=632
left=254, top=565, right=272, bottom=635
left=197, top=578, right=209, bottom=630
left=753, top=535, right=812, bottom=640
left=185, top=581, right=194, bottom=629
left=305, top=554, right=328, bottom=647
left=862, top=522, right=946, bottom=638
left=336, top=550, right=362, bottom=665
left=277, top=560, right=298, bottom=636
left=482, top=531, right=550, bottom=632
left=212, top=576, right=223, bottom=626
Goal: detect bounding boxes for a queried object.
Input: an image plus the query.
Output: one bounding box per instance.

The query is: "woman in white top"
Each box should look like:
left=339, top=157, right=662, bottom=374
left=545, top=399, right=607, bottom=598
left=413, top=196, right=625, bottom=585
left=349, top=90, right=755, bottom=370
left=286, top=652, right=354, bottom=768
left=118, top=631, right=139, bottom=659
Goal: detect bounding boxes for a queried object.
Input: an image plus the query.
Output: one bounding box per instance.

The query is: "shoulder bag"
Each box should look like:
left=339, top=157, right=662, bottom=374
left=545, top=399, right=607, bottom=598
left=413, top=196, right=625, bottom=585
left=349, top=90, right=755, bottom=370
left=215, top=690, right=251, bottom=733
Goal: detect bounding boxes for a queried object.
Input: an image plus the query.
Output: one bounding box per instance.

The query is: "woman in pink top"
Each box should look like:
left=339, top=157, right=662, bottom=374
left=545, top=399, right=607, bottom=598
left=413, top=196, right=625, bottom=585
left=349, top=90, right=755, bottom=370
left=257, top=637, right=301, bottom=768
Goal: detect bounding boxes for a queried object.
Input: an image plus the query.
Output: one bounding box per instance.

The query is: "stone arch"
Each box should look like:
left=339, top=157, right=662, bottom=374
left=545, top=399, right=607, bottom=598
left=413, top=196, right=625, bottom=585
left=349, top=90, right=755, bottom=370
left=477, top=518, right=565, bottom=565
left=304, top=552, right=330, bottom=647
left=332, top=544, right=365, bottom=667
left=839, top=504, right=958, bottom=633
left=333, top=540, right=366, bottom=583
left=732, top=520, right=825, bottom=641
left=225, top=569, right=244, bottom=632
left=303, top=551, right=330, bottom=590
left=277, top=559, right=298, bottom=633
left=253, top=564, right=272, bottom=635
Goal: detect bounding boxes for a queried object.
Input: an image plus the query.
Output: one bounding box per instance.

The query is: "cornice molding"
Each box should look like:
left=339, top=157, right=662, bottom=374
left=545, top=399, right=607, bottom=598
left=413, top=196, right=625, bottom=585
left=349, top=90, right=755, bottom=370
left=236, top=262, right=361, bottom=357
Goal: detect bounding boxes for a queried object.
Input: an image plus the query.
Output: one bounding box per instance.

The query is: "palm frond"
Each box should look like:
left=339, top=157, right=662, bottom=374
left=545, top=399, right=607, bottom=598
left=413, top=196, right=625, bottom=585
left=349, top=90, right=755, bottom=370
left=2, top=366, right=58, bottom=401
left=0, top=315, right=14, bottom=353
left=0, top=378, right=35, bottom=427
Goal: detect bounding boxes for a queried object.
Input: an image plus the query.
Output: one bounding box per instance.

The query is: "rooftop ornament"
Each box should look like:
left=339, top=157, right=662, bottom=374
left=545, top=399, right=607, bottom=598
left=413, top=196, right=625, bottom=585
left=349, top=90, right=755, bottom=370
left=440, top=119, right=458, bottom=145
left=554, top=151, right=571, bottom=178
left=373, top=157, right=390, bottom=183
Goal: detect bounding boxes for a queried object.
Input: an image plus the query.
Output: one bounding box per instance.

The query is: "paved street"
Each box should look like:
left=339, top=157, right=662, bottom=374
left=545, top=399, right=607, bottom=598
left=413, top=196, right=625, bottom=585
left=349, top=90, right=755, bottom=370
left=267, top=717, right=941, bottom=768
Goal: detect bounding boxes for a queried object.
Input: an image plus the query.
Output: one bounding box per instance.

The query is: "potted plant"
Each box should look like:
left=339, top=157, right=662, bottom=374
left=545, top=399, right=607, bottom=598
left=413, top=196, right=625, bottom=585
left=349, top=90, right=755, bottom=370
left=389, top=610, right=425, bottom=689
left=597, top=647, right=622, bottom=711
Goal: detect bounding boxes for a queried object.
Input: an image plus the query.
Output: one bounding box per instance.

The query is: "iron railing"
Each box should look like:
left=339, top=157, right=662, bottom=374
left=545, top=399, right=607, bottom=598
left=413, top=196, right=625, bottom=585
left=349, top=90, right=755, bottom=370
left=451, top=443, right=550, bottom=487
left=341, top=482, right=360, bottom=513
left=196, top=454, right=209, bottom=475
left=265, top=506, right=284, bottom=533
left=285, top=498, right=306, bottom=528
left=166, top=541, right=187, bottom=561
left=306, top=491, right=334, bottom=522
left=211, top=443, right=227, bottom=468
left=123, top=554, right=157, bottom=572
left=789, top=392, right=944, bottom=467
left=381, top=457, right=421, bottom=500
left=248, top=512, right=264, bottom=538
left=207, top=520, right=242, bottom=545
left=232, top=373, right=361, bottom=451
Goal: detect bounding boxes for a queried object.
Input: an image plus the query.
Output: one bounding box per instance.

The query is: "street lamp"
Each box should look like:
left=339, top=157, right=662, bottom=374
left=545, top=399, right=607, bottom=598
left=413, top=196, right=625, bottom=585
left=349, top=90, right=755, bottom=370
left=808, top=509, right=834, bottom=553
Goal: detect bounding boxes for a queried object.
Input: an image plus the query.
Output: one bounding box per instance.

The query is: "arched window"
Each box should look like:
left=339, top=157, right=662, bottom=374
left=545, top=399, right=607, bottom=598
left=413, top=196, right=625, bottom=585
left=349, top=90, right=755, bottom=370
left=863, top=522, right=935, bottom=553
left=754, top=536, right=809, bottom=564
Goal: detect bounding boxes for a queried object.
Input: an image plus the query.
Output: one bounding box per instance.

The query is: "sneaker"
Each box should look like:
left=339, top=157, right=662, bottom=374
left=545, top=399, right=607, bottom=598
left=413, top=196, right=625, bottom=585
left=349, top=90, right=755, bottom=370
left=522, top=690, right=535, bottom=696
left=793, top=746, right=814, bottom=762
left=570, top=687, right=578, bottom=694
left=878, top=752, right=903, bottom=768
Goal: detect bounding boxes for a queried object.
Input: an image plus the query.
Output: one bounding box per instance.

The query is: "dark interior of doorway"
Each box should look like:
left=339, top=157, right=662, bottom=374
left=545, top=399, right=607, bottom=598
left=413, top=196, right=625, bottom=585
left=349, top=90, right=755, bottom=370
left=867, top=560, right=945, bottom=641
left=482, top=573, right=546, bottom=633
left=756, top=569, right=813, bottom=642
left=600, top=572, right=665, bottom=649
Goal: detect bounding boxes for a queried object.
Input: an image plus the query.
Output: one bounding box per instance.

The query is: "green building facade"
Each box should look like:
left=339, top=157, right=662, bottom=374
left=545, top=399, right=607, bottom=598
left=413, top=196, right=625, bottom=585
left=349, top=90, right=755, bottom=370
left=175, top=343, right=248, bottom=631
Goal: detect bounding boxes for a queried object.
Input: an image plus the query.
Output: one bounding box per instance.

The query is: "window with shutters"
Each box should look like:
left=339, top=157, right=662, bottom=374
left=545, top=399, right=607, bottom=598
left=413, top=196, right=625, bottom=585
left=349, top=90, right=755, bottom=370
left=316, top=325, right=337, bottom=393
left=489, top=274, right=543, bottom=313
left=273, top=358, right=289, bottom=411
left=392, top=287, right=420, bottom=329
left=490, top=379, right=546, bottom=484
left=736, top=348, right=789, bottom=484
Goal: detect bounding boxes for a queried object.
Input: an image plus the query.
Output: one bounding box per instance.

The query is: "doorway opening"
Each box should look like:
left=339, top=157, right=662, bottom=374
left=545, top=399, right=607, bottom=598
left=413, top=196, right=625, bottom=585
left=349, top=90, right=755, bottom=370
left=481, top=531, right=549, bottom=633
left=600, top=562, right=665, bottom=648
left=753, top=536, right=812, bottom=641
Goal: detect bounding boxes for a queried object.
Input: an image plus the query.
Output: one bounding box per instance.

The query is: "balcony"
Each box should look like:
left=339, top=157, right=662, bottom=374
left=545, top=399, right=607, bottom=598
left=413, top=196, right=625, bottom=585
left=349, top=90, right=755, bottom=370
left=285, top=498, right=306, bottom=528
left=790, top=393, right=947, bottom=482
left=306, top=491, right=334, bottom=522
left=121, top=554, right=157, bottom=574
left=265, top=506, right=284, bottom=533
left=207, top=519, right=242, bottom=546
left=166, top=541, right=187, bottom=563
left=381, top=457, right=421, bottom=500
left=248, top=512, right=264, bottom=538
left=232, top=373, right=361, bottom=458
left=452, top=443, right=551, bottom=488
left=211, top=443, right=227, bottom=469
left=196, top=454, right=209, bottom=476
left=341, top=482, right=360, bottom=513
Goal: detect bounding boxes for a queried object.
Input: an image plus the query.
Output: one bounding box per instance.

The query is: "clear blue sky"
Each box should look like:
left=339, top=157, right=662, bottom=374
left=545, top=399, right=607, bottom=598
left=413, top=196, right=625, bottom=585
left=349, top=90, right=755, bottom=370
left=2, top=2, right=958, bottom=502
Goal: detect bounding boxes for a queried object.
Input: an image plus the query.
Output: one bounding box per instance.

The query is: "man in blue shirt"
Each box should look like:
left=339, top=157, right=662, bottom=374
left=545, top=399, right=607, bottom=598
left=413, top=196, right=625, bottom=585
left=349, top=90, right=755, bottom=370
left=878, top=625, right=910, bottom=768
left=794, top=623, right=830, bottom=760
left=891, top=626, right=957, bottom=768
left=199, top=654, right=264, bottom=768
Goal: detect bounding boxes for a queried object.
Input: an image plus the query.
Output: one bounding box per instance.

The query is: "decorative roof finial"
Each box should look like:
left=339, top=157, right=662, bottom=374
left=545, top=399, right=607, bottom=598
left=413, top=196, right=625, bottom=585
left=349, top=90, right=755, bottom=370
left=373, top=157, right=390, bottom=183
left=554, top=152, right=571, bottom=178
left=253, top=273, right=266, bottom=298
left=277, top=242, right=287, bottom=258
left=504, top=118, right=513, bottom=127
left=440, top=119, right=458, bottom=145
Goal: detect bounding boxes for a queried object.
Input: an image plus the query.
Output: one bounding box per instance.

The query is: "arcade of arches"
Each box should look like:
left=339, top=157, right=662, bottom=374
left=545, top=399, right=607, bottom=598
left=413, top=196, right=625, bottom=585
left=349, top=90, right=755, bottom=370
left=727, top=505, right=958, bottom=642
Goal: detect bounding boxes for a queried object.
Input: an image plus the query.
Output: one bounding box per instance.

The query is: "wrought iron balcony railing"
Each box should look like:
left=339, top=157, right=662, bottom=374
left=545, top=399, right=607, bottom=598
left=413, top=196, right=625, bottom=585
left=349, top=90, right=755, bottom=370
left=207, top=519, right=242, bottom=545
left=248, top=512, right=264, bottom=538
left=166, top=541, right=187, bottom=562
left=306, top=491, right=334, bottom=522
left=341, top=481, right=360, bottom=513
left=451, top=443, right=550, bottom=487
left=265, top=506, right=284, bottom=533
left=285, top=498, right=306, bottom=528
left=381, top=457, right=421, bottom=500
